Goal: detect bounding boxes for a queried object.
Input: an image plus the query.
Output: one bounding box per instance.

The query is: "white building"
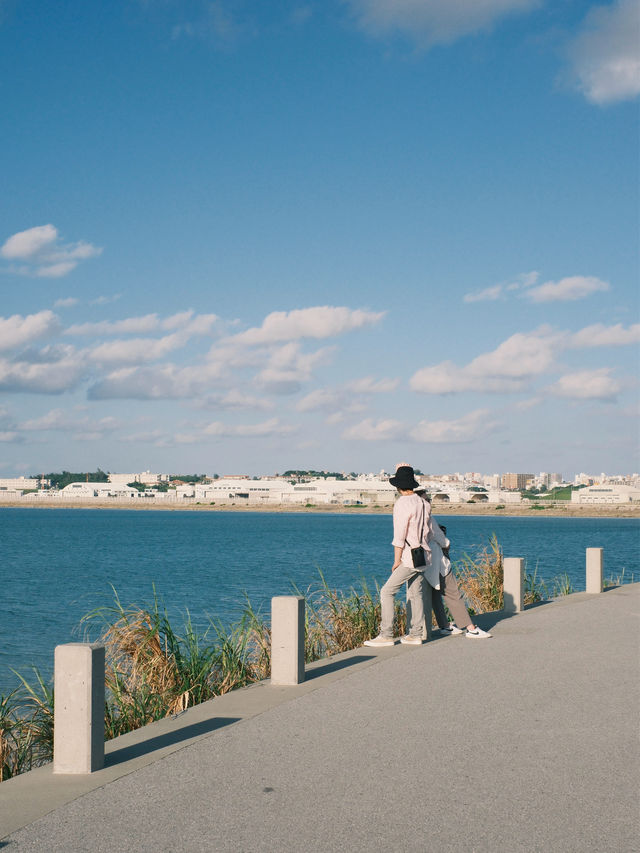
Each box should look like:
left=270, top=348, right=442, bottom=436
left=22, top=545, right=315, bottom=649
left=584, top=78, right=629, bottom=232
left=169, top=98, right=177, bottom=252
left=60, top=482, right=137, bottom=498
left=0, top=477, right=40, bottom=491
left=109, top=471, right=170, bottom=486
left=571, top=485, right=640, bottom=504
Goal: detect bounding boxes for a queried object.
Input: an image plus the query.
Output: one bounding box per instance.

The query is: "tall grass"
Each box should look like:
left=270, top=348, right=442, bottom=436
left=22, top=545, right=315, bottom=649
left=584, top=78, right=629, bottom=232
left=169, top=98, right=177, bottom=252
left=0, top=670, right=53, bottom=782
left=454, top=534, right=546, bottom=613
left=1, top=536, right=626, bottom=781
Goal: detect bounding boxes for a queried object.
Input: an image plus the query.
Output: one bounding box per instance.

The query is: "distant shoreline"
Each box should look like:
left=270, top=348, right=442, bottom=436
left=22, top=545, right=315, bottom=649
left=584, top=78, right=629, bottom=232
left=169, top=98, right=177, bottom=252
left=0, top=499, right=638, bottom=519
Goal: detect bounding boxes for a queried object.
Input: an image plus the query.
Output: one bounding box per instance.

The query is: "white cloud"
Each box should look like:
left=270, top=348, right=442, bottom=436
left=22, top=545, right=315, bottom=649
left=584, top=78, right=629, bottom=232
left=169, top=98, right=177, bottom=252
left=255, top=343, right=334, bottom=394
left=0, top=311, right=61, bottom=352
left=344, top=0, right=540, bottom=47
left=90, top=294, right=121, bottom=306
left=410, top=361, right=527, bottom=394
left=342, top=417, right=404, bottom=441
left=0, top=432, right=23, bottom=443
left=570, top=322, right=640, bottom=348
left=37, top=262, right=78, bottom=278
left=230, top=306, right=384, bottom=346
left=411, top=328, right=560, bottom=394
left=87, top=332, right=190, bottom=366
left=21, top=409, right=121, bottom=435
left=468, top=328, right=559, bottom=377
left=67, top=314, right=163, bottom=336
left=347, top=376, right=399, bottom=393
left=120, top=429, right=168, bottom=445
left=66, top=311, right=218, bottom=338
left=203, top=418, right=297, bottom=438
left=566, top=0, right=640, bottom=105
left=196, top=390, right=274, bottom=411
left=0, top=350, right=85, bottom=394
left=524, top=276, right=610, bottom=303
left=1, top=225, right=102, bottom=278
left=463, top=284, right=504, bottom=303
left=297, top=376, right=398, bottom=412
left=87, top=362, right=226, bottom=400
left=410, top=408, right=499, bottom=443
left=54, top=297, right=79, bottom=308
left=549, top=368, right=623, bottom=401
left=296, top=388, right=346, bottom=412
left=464, top=271, right=540, bottom=303
left=1, top=224, right=58, bottom=260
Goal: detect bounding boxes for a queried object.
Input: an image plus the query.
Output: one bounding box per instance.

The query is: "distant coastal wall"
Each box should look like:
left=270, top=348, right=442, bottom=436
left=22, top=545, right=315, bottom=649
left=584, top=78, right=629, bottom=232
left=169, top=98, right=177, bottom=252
left=0, top=493, right=637, bottom=518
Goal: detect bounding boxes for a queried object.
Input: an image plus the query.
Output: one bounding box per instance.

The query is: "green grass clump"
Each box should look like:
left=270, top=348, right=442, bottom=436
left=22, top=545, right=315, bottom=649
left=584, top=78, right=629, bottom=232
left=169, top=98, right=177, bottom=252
left=0, top=670, right=53, bottom=781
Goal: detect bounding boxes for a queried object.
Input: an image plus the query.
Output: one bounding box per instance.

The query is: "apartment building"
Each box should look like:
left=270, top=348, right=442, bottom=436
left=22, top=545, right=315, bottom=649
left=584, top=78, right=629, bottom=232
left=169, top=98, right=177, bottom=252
left=501, top=473, right=534, bottom=490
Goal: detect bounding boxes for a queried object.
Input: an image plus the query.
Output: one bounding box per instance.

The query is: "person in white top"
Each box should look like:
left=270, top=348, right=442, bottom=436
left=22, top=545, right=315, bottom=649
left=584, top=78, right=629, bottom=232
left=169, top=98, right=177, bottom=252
left=364, top=465, right=428, bottom=647
left=415, top=488, right=491, bottom=639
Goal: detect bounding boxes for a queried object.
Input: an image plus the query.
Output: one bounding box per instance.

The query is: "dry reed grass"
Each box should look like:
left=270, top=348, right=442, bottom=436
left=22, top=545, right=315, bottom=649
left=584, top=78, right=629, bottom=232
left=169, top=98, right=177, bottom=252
left=0, top=537, right=578, bottom=781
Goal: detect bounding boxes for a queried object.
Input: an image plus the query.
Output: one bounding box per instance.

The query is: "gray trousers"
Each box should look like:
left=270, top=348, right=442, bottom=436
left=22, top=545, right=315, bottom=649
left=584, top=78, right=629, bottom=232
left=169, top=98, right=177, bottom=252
left=431, top=571, right=473, bottom=629
left=380, top=564, right=425, bottom=638
left=407, top=570, right=472, bottom=638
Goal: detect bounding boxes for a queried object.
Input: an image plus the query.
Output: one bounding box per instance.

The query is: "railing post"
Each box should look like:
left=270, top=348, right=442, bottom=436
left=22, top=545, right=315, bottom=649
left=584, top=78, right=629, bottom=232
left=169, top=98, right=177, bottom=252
left=54, top=643, right=105, bottom=774
left=271, top=596, right=305, bottom=685
left=586, top=547, right=604, bottom=594
left=503, top=557, right=524, bottom=613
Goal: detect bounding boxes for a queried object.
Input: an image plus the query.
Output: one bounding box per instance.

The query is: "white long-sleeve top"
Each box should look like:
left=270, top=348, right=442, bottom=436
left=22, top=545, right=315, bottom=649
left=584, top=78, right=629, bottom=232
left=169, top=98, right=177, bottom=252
left=424, top=517, right=452, bottom=589
left=391, top=493, right=432, bottom=569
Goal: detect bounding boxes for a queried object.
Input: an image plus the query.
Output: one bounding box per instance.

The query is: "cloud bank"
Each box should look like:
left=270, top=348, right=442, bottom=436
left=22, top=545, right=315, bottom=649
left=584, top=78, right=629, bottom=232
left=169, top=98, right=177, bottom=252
left=344, top=0, right=540, bottom=46
left=1, top=225, right=102, bottom=278
left=566, top=0, right=640, bottom=105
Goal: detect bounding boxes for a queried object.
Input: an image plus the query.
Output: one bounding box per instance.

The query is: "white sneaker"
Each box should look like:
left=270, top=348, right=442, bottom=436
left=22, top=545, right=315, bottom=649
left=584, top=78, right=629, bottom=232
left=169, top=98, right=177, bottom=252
left=436, top=623, right=464, bottom=636
left=466, top=626, right=492, bottom=639
left=400, top=635, right=423, bottom=645
left=364, top=635, right=396, bottom=647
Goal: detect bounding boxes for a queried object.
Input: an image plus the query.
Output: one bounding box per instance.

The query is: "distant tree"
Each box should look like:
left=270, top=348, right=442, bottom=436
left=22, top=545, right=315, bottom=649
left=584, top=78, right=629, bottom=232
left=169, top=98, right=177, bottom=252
left=45, top=469, right=109, bottom=490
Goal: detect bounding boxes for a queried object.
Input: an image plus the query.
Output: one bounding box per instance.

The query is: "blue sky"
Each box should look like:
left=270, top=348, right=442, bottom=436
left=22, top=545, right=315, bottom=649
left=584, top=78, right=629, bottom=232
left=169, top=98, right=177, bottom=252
left=1, top=0, right=638, bottom=478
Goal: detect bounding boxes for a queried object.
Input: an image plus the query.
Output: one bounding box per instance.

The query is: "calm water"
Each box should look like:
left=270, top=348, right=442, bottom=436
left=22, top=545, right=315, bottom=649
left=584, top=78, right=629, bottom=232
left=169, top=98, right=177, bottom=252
left=1, top=508, right=638, bottom=695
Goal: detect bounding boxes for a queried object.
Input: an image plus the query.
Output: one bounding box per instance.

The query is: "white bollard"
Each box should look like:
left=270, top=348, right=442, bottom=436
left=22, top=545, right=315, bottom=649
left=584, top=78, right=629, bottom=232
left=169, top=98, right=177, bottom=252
left=271, top=596, right=305, bottom=685
left=54, top=643, right=105, bottom=774
left=586, top=547, right=604, bottom=594
left=503, top=557, right=524, bottom=614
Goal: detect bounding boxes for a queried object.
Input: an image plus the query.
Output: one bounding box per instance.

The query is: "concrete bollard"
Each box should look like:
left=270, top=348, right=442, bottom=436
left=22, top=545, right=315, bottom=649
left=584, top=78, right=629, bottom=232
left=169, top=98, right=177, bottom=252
left=271, top=596, right=305, bottom=685
left=586, top=547, right=604, bottom=594
left=503, top=557, right=524, bottom=614
left=54, top=643, right=105, bottom=774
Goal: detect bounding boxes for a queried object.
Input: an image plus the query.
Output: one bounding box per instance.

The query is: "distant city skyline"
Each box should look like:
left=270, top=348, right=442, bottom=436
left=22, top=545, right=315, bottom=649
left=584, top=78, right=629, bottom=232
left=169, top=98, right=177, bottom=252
left=6, top=466, right=639, bottom=487
left=1, top=1, right=638, bottom=478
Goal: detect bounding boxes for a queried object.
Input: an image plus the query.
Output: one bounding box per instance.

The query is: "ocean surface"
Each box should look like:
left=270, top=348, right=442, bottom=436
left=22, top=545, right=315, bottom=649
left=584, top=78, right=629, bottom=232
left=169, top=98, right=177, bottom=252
left=1, top=507, right=638, bottom=696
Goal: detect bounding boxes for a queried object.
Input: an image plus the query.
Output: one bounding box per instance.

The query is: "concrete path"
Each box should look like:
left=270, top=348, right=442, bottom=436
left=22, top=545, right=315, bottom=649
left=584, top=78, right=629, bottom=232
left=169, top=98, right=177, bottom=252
left=1, top=585, right=638, bottom=852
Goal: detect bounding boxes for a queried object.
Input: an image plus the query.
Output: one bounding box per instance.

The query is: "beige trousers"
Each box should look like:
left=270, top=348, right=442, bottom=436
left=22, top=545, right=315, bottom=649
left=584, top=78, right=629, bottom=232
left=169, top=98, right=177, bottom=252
left=431, top=571, right=473, bottom=629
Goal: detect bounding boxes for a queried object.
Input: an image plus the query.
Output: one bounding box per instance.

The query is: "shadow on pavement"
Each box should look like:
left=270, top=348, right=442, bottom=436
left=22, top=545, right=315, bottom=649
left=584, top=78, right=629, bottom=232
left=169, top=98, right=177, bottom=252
left=105, top=716, right=241, bottom=766
left=472, top=598, right=554, bottom=629
left=305, top=654, right=376, bottom=681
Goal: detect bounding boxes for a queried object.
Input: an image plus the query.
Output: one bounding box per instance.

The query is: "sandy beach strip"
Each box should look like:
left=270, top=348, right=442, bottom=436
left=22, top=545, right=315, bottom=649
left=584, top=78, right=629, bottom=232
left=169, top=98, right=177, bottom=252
left=0, top=498, right=638, bottom=518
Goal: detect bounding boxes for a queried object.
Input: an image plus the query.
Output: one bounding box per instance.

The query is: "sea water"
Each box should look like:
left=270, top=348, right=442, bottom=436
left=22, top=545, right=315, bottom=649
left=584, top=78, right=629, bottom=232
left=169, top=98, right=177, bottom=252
left=1, top=508, right=638, bottom=695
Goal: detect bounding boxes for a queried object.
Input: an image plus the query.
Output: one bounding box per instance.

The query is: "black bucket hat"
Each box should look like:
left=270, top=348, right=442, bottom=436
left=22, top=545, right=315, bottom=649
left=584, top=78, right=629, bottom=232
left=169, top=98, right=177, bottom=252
left=389, top=465, right=420, bottom=490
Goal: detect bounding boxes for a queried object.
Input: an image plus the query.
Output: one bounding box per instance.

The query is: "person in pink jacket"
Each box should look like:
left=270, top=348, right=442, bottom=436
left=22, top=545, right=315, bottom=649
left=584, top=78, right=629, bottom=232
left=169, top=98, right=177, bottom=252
left=364, top=465, right=429, bottom=647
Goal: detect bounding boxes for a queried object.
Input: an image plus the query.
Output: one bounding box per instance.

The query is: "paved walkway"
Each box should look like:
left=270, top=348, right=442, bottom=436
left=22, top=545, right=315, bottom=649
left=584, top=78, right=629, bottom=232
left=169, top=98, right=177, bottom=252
left=1, top=584, right=638, bottom=852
